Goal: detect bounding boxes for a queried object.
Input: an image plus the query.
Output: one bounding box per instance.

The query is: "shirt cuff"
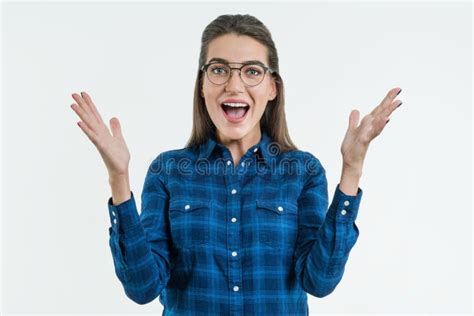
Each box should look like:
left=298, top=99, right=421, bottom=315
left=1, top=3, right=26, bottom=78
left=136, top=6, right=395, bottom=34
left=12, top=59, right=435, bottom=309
left=326, top=183, right=363, bottom=222
left=107, top=191, right=140, bottom=233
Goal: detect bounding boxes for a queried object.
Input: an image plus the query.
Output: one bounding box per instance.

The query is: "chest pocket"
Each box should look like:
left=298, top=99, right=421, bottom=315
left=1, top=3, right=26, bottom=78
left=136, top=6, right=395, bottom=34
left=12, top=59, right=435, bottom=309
left=256, top=199, right=299, bottom=250
left=169, top=199, right=210, bottom=249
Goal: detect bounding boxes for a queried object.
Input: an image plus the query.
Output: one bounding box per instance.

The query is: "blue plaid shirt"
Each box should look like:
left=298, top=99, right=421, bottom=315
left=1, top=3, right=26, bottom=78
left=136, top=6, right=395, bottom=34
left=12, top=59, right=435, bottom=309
left=107, top=130, right=363, bottom=315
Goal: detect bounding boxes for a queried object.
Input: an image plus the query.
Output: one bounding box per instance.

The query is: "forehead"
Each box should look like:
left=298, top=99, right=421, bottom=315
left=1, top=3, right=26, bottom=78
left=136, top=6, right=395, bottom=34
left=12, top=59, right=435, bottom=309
left=206, top=33, right=268, bottom=65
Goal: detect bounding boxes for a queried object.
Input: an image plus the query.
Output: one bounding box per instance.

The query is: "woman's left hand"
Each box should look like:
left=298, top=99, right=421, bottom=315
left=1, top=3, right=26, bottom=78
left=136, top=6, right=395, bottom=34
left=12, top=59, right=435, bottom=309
left=340, top=87, right=403, bottom=169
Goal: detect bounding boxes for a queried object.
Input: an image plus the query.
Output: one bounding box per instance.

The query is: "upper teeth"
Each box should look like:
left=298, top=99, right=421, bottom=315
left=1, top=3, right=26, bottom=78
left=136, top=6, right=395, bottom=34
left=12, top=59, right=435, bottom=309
left=223, top=102, right=248, bottom=107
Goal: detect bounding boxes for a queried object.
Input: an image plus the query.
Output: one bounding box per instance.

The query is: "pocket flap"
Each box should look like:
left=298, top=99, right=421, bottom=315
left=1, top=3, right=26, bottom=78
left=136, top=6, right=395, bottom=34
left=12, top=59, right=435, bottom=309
left=169, top=199, right=210, bottom=212
left=256, top=199, right=298, bottom=215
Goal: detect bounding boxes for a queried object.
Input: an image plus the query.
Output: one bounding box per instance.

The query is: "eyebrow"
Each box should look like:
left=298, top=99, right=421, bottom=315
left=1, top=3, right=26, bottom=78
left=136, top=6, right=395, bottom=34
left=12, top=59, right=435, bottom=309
left=207, top=57, right=266, bottom=67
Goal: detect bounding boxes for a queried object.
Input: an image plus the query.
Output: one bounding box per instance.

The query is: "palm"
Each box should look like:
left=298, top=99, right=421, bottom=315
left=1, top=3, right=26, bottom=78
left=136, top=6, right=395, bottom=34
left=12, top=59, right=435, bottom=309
left=70, top=91, right=130, bottom=176
left=340, top=87, right=403, bottom=167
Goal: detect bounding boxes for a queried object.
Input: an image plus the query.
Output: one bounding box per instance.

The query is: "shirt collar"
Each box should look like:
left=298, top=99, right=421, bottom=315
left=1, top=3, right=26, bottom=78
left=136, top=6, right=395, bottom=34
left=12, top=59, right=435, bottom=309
left=198, top=130, right=273, bottom=165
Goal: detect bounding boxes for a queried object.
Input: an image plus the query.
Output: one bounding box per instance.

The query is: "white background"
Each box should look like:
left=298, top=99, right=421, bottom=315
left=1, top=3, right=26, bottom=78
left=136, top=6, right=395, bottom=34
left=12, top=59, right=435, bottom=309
left=1, top=0, right=472, bottom=314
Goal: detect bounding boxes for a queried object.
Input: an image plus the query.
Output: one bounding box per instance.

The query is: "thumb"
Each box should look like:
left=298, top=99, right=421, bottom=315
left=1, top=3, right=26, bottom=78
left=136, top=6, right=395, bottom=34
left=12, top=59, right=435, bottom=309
left=109, top=117, right=123, bottom=139
left=348, top=109, right=360, bottom=131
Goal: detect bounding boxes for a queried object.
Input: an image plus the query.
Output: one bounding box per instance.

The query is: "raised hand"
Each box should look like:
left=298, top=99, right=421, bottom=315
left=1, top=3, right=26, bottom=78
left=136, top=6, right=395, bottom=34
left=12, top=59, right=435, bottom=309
left=340, top=87, right=403, bottom=169
left=70, top=91, right=130, bottom=178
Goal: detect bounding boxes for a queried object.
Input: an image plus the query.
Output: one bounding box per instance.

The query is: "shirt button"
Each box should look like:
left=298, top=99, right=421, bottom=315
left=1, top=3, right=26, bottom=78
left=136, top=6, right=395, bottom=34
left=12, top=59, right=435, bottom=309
left=113, top=218, right=117, bottom=224
left=232, top=251, right=237, bottom=257
left=341, top=209, right=347, bottom=215
left=253, top=147, right=258, bottom=152
left=241, top=162, right=245, bottom=167
left=227, top=160, right=231, bottom=166
left=231, top=217, right=237, bottom=222
left=344, top=200, right=350, bottom=206
left=233, top=286, right=239, bottom=292
left=111, top=211, right=115, bottom=217
left=185, top=204, right=190, bottom=210
left=277, top=206, right=283, bottom=212
left=231, top=189, right=237, bottom=194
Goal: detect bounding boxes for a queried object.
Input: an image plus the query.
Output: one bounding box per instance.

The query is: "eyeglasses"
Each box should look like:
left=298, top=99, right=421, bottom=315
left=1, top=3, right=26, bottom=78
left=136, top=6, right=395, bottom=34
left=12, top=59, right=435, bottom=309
left=201, top=61, right=275, bottom=87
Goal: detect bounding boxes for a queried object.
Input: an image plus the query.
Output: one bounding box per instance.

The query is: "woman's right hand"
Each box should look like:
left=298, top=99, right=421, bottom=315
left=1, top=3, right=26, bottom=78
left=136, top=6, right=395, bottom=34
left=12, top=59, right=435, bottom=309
left=70, top=91, right=130, bottom=178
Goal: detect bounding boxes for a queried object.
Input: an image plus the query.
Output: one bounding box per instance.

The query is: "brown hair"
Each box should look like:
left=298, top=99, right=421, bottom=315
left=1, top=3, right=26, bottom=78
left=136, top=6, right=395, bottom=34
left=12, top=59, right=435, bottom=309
left=185, top=14, right=298, bottom=152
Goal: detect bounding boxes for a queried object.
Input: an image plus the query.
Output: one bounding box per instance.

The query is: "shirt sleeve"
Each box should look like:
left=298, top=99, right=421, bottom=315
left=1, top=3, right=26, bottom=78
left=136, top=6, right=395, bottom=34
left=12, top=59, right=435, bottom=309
left=294, top=152, right=363, bottom=298
left=107, top=153, right=171, bottom=304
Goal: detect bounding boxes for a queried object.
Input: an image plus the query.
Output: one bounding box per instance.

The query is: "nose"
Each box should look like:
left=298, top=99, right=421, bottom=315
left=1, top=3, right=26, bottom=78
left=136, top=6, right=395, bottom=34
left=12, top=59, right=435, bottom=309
left=225, top=69, right=245, bottom=92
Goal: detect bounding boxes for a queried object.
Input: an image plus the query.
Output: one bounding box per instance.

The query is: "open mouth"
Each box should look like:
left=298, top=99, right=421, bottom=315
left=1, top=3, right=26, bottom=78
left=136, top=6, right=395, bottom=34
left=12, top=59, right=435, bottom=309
left=221, top=103, right=250, bottom=122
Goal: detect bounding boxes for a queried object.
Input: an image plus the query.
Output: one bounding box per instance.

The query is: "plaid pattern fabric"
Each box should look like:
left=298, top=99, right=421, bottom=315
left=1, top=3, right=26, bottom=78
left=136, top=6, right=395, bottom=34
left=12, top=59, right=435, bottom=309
left=107, top=130, right=363, bottom=315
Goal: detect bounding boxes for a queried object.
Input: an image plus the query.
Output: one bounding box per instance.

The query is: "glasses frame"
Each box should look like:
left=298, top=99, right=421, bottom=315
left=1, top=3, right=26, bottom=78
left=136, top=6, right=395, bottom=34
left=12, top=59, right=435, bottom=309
left=200, top=61, right=276, bottom=87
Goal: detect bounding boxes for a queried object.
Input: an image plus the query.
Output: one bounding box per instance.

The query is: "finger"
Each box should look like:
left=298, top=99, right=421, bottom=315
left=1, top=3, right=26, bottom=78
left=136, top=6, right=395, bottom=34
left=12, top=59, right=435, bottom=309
left=383, top=99, right=403, bottom=117
left=378, top=114, right=390, bottom=130
left=109, top=117, right=124, bottom=139
left=70, top=102, right=98, bottom=132
left=372, top=87, right=402, bottom=116
left=380, top=87, right=402, bottom=108
left=81, top=91, right=105, bottom=124
left=76, top=120, right=99, bottom=145
left=72, top=92, right=95, bottom=123
left=348, top=109, right=360, bottom=131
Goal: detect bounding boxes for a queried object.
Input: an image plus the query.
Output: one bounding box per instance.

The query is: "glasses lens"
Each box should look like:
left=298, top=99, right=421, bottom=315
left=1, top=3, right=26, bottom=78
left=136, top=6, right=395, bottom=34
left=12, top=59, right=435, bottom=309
left=241, top=64, right=265, bottom=86
left=207, top=63, right=230, bottom=85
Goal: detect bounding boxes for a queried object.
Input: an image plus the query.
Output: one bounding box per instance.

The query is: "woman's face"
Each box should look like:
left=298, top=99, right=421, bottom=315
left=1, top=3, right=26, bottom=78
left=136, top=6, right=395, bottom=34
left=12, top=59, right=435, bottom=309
left=201, top=33, right=277, bottom=142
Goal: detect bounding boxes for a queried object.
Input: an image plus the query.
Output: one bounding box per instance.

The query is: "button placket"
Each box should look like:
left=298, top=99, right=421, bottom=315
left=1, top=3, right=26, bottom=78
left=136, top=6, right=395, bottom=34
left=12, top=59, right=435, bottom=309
left=223, top=146, right=243, bottom=301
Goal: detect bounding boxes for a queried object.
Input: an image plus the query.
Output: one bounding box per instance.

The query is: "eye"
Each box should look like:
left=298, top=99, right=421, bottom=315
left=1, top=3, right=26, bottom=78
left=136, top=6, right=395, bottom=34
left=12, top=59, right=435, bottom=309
left=245, top=66, right=262, bottom=76
left=209, top=64, right=228, bottom=75
left=212, top=68, right=225, bottom=74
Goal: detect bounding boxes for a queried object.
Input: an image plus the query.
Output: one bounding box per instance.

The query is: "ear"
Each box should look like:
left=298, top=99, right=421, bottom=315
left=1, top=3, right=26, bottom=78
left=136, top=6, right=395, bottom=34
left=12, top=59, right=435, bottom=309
left=268, top=77, right=277, bottom=101
left=200, top=76, right=205, bottom=98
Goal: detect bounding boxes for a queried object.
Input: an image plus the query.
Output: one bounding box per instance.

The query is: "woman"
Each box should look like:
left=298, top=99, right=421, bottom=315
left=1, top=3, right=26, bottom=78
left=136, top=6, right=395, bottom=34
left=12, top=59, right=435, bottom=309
left=70, top=14, right=402, bottom=315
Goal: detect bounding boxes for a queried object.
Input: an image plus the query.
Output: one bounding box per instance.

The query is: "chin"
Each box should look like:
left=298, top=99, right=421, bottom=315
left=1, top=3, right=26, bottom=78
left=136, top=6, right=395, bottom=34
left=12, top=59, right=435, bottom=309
left=222, top=129, right=246, bottom=139
left=217, top=127, right=249, bottom=141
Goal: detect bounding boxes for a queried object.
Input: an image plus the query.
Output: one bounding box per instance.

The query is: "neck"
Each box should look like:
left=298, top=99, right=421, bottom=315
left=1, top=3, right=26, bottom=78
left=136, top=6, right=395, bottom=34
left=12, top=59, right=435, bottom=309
left=216, top=127, right=262, bottom=165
